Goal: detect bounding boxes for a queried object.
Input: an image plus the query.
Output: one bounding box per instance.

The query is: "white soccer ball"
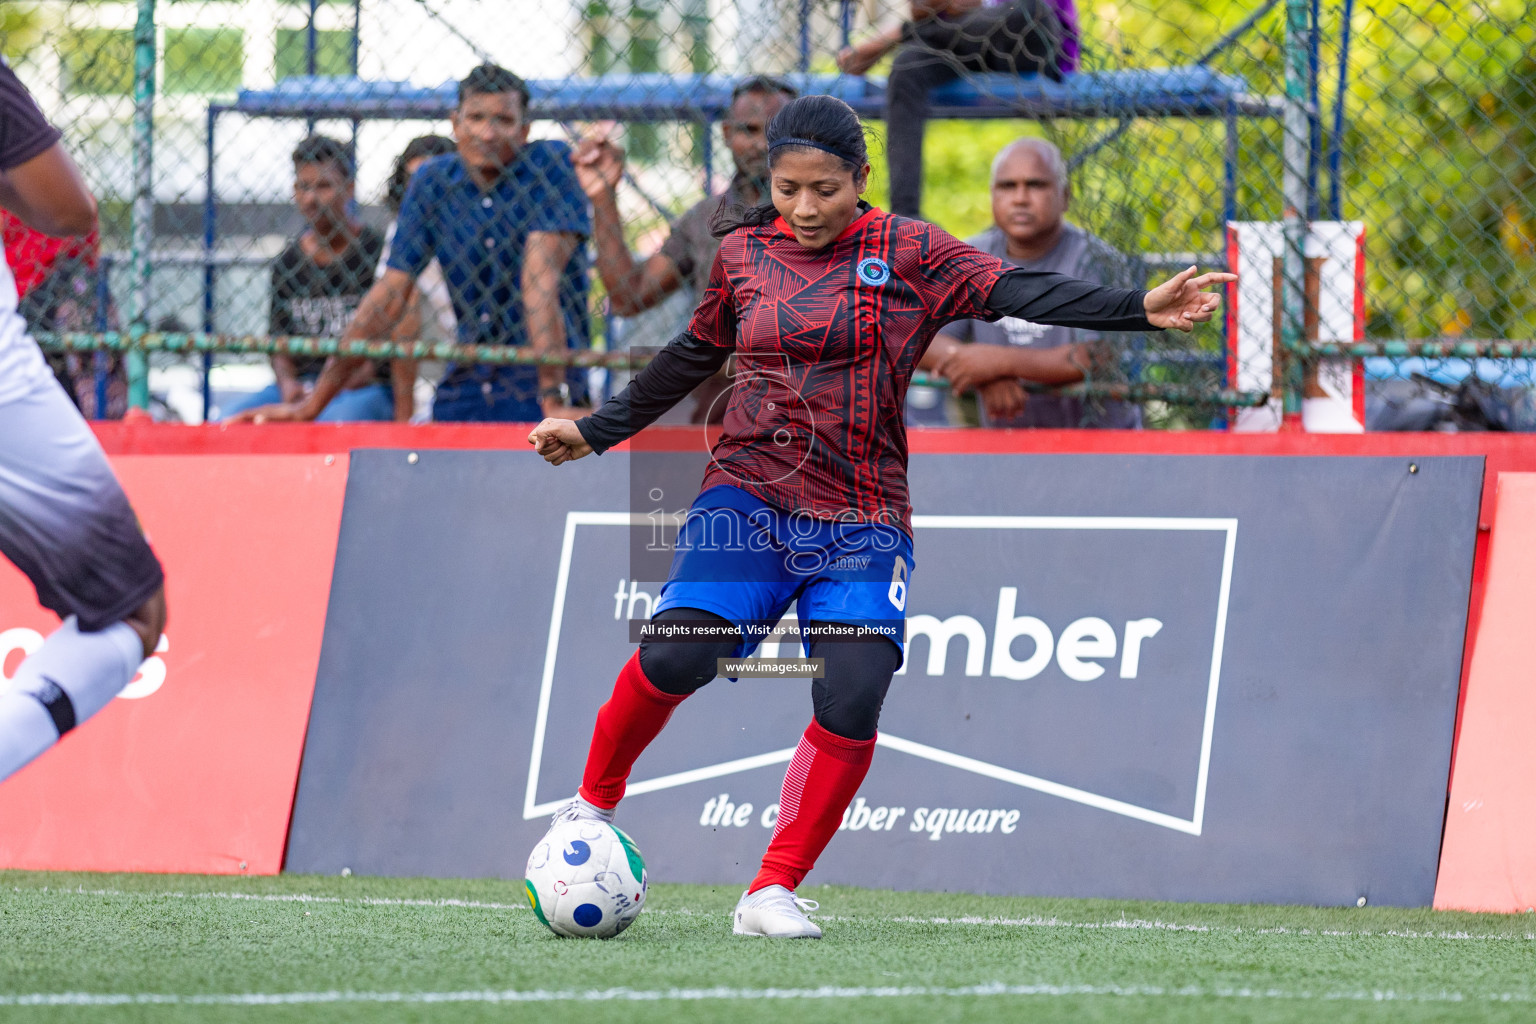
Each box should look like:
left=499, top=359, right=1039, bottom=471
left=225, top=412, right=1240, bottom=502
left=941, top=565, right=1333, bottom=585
left=524, top=819, right=648, bottom=938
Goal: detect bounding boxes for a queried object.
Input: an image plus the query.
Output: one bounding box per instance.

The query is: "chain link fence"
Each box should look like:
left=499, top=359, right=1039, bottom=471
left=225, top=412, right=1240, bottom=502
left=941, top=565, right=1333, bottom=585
left=2, top=0, right=1533, bottom=429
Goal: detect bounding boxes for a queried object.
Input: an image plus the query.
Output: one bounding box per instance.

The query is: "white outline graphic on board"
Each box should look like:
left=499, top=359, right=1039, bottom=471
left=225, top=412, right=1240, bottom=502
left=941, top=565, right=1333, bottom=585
left=524, top=512, right=1238, bottom=836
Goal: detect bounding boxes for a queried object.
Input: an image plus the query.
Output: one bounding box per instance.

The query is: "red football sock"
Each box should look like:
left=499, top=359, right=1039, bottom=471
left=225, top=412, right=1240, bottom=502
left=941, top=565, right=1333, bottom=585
left=578, top=651, right=689, bottom=809
left=748, top=719, right=875, bottom=894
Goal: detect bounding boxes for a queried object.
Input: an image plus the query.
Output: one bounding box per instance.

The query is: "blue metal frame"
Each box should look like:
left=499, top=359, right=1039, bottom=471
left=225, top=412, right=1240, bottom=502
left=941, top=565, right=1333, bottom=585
left=94, top=256, right=113, bottom=416
left=202, top=105, right=220, bottom=421
left=1327, top=0, right=1354, bottom=219
left=1305, top=0, right=1321, bottom=219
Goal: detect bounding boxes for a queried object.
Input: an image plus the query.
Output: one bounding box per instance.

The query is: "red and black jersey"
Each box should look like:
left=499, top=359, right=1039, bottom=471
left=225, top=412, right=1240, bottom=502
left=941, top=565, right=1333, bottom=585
left=578, top=206, right=1155, bottom=532
left=685, top=208, right=1002, bottom=529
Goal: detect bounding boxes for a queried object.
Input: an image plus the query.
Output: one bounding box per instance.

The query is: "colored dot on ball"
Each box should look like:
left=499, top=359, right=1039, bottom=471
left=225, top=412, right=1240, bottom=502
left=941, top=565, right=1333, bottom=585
left=573, top=903, right=603, bottom=927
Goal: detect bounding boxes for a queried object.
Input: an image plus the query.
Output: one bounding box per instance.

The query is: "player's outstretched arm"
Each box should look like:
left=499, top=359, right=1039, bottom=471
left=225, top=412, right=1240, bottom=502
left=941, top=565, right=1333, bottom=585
left=558, top=331, right=731, bottom=462
left=528, top=418, right=593, bottom=466
left=984, top=266, right=1236, bottom=334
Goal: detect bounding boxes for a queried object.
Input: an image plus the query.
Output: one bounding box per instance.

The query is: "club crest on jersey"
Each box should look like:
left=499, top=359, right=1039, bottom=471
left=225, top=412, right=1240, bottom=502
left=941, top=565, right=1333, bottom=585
left=856, top=257, right=891, bottom=287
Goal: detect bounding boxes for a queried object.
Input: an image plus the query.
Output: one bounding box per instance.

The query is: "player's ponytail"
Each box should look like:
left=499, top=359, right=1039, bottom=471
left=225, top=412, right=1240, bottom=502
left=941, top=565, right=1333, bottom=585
left=711, top=94, right=871, bottom=238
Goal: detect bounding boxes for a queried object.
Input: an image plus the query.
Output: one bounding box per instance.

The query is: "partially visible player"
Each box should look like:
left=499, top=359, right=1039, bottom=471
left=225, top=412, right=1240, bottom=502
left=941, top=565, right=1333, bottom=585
left=529, top=95, right=1232, bottom=938
left=0, top=58, right=164, bottom=782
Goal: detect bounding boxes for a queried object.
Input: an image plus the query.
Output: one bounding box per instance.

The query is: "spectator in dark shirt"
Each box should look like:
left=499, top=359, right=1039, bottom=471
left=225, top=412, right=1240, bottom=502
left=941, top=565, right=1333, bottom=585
left=222, top=135, right=397, bottom=421
left=573, top=76, right=795, bottom=422
left=838, top=0, right=1078, bottom=220
left=233, top=65, right=591, bottom=424
left=920, top=137, right=1139, bottom=428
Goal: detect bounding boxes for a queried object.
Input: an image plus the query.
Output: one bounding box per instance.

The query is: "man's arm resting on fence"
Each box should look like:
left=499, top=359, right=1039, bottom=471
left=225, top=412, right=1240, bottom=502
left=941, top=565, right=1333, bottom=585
left=390, top=356, right=418, bottom=423
left=271, top=354, right=307, bottom=405
left=230, top=267, right=416, bottom=423
left=0, top=143, right=96, bottom=238
left=936, top=339, right=1093, bottom=393
left=387, top=295, right=425, bottom=423
left=524, top=230, right=583, bottom=416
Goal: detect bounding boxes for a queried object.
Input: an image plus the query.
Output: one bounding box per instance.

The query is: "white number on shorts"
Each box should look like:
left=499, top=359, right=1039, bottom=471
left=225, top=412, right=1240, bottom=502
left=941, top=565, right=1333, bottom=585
left=888, top=556, right=908, bottom=611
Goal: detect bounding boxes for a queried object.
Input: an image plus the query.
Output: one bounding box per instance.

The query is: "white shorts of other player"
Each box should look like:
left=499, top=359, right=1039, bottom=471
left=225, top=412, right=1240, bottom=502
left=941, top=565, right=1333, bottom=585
left=0, top=371, right=153, bottom=782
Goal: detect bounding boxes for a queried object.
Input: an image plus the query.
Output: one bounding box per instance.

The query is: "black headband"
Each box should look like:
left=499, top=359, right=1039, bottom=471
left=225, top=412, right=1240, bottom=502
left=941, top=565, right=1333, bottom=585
left=768, top=136, right=862, bottom=166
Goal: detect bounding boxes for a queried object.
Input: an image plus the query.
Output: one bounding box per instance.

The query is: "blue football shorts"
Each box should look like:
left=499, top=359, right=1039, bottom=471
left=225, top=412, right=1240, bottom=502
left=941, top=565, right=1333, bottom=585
left=652, top=484, right=914, bottom=664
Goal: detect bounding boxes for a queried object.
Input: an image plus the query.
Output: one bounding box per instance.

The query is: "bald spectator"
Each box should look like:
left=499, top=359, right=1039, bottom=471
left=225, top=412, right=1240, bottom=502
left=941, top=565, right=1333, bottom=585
left=921, top=138, right=1139, bottom=428
left=574, top=76, right=796, bottom=422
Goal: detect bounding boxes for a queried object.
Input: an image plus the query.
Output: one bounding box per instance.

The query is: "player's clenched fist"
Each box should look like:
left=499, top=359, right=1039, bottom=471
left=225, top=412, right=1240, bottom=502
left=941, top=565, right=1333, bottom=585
left=528, top=418, right=593, bottom=466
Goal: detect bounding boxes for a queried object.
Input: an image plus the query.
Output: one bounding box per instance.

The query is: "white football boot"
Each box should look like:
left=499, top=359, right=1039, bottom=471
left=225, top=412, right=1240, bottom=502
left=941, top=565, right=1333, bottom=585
left=732, top=884, right=822, bottom=938
left=548, top=795, right=615, bottom=828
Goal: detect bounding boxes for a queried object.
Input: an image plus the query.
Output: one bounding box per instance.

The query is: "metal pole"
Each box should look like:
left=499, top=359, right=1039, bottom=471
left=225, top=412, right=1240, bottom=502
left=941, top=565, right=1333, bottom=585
left=202, top=106, right=219, bottom=422
left=1305, top=0, right=1321, bottom=220
left=350, top=0, right=362, bottom=155
left=307, top=0, right=320, bottom=75
left=94, top=258, right=111, bottom=417
left=1328, top=0, right=1355, bottom=220
left=127, top=0, right=155, bottom=415
left=1280, top=0, right=1311, bottom=428
left=305, top=0, right=320, bottom=134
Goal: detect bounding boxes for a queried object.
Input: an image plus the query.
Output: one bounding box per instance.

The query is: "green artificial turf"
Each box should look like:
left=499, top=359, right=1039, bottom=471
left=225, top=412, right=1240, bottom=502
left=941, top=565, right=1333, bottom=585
left=1, top=871, right=1533, bottom=1023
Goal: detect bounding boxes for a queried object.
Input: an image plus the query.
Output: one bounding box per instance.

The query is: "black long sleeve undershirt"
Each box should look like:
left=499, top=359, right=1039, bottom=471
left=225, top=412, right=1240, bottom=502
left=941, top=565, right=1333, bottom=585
left=575, top=269, right=1158, bottom=455
left=985, top=268, right=1158, bottom=332
left=576, top=333, right=729, bottom=454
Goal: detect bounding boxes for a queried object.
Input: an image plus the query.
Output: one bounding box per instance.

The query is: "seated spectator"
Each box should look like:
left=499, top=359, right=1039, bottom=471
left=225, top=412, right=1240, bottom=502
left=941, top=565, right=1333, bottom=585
left=234, top=64, right=590, bottom=424
left=837, top=0, right=1078, bottom=220
left=574, top=76, right=796, bottom=423
left=920, top=138, right=1139, bottom=428
left=2, top=211, right=123, bottom=418
left=223, top=135, right=394, bottom=421
left=379, top=134, right=459, bottom=421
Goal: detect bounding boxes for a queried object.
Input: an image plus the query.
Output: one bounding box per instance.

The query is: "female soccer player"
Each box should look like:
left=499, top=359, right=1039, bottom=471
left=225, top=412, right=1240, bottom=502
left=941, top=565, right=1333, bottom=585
left=528, top=95, right=1231, bottom=938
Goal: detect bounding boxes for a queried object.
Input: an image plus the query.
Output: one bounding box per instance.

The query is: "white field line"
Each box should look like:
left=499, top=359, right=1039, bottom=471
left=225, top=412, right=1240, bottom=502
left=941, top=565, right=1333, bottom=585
left=0, top=983, right=1530, bottom=1007
left=14, top=887, right=529, bottom=912
left=878, top=914, right=1536, bottom=942
left=19, top=887, right=1536, bottom=943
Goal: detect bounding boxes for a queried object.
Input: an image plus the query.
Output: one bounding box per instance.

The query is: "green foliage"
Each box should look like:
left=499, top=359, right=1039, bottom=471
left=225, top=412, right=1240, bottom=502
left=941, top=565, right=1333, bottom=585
left=164, top=28, right=245, bottom=95
left=1345, top=0, right=1536, bottom=338
left=275, top=28, right=355, bottom=80
left=60, top=28, right=135, bottom=96
left=0, top=4, right=45, bottom=61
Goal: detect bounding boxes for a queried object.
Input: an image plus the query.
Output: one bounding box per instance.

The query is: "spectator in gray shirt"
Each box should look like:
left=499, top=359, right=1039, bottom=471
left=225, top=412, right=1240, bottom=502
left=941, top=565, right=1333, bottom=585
left=921, top=138, right=1140, bottom=428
